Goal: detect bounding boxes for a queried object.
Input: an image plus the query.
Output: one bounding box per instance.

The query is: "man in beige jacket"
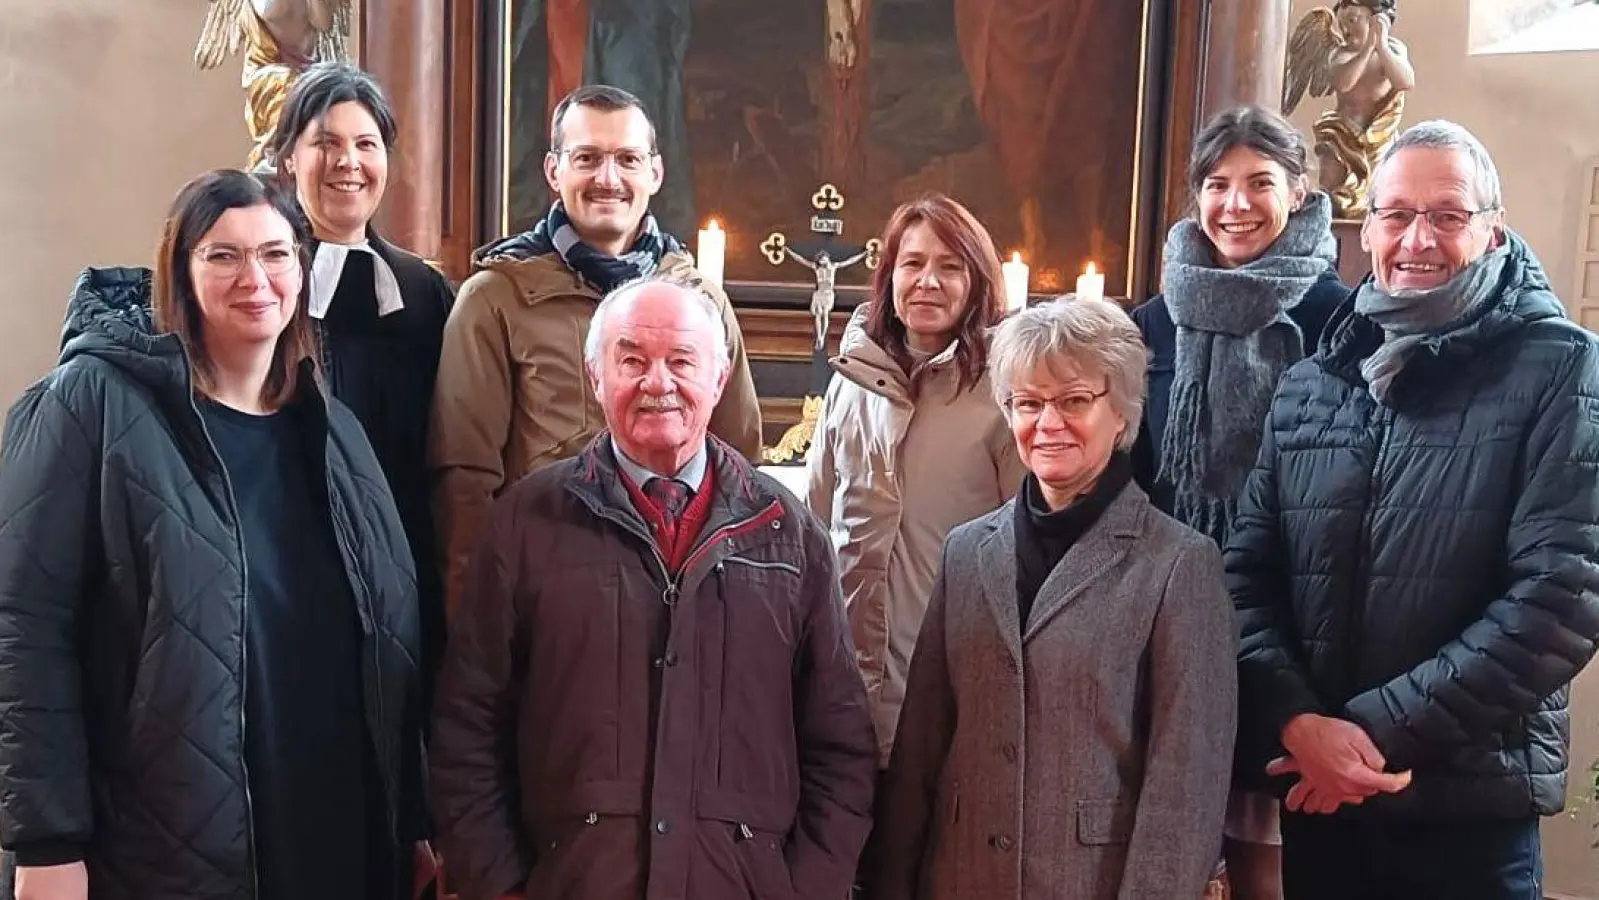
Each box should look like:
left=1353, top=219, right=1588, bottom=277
left=430, top=84, right=761, bottom=617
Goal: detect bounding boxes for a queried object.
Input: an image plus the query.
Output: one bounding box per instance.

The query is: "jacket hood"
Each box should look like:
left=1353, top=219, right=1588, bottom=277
left=1320, top=229, right=1565, bottom=375
left=59, top=266, right=191, bottom=396
left=832, top=302, right=962, bottom=399
left=471, top=230, right=548, bottom=269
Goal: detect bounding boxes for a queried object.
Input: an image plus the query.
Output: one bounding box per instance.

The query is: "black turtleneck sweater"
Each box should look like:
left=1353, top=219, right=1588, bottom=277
left=1014, top=452, right=1134, bottom=627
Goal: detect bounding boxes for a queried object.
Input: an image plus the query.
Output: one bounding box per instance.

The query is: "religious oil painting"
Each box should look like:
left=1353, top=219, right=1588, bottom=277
left=501, top=0, right=1149, bottom=293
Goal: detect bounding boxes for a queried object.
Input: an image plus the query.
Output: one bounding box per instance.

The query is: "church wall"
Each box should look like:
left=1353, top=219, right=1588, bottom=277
left=0, top=0, right=247, bottom=410
left=1285, top=1, right=1599, bottom=894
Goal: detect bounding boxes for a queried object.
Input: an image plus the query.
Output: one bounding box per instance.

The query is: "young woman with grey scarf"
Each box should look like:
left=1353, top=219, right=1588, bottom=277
left=1128, top=106, right=1347, bottom=900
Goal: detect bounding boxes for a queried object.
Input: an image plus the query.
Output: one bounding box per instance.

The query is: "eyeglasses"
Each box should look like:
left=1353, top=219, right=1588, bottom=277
left=192, top=242, right=299, bottom=277
left=1369, top=207, right=1497, bottom=236
left=554, top=146, right=657, bottom=174
left=1003, top=389, right=1109, bottom=421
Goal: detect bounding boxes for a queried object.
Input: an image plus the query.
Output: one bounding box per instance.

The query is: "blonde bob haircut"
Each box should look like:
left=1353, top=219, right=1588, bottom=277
left=987, top=298, right=1150, bottom=451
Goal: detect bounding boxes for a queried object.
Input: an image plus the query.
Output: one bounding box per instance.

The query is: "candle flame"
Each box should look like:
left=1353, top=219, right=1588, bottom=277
left=1085, top=261, right=1097, bottom=276
left=1010, top=251, right=1023, bottom=264
left=705, top=219, right=721, bottom=231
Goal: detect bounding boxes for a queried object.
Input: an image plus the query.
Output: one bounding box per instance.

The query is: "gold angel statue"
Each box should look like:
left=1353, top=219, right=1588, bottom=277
left=194, top=0, right=354, bottom=170
left=1284, top=0, right=1417, bottom=218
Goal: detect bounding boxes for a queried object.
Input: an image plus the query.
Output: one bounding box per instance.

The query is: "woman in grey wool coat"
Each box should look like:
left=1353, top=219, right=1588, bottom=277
left=867, top=298, right=1237, bottom=900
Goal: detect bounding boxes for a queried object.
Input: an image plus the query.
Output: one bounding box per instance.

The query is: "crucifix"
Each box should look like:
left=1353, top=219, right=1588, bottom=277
left=761, top=183, right=882, bottom=351
left=758, top=184, right=881, bottom=465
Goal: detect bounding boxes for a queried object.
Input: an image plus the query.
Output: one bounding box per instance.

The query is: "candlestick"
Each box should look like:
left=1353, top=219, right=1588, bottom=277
left=697, top=219, right=726, bottom=287
left=1076, top=261, right=1105, bottom=304
left=1002, top=251, right=1030, bottom=311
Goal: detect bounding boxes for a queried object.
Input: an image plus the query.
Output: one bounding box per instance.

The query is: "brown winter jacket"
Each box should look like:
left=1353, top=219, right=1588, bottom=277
left=429, top=434, right=877, bottom=900
left=428, top=247, right=762, bottom=617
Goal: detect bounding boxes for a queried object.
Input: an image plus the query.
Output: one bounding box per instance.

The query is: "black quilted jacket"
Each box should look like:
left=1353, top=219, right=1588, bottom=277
left=0, top=268, right=426, bottom=898
left=1227, top=233, right=1599, bottom=821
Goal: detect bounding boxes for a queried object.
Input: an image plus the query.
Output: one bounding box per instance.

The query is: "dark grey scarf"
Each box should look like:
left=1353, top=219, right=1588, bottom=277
left=1355, top=241, right=1512, bottom=404
left=1159, top=191, right=1338, bottom=543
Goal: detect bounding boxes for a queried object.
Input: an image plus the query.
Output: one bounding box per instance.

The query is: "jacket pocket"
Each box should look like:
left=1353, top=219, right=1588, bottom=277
left=723, top=555, right=802, bottom=577
left=1076, top=799, right=1135, bottom=846
left=727, top=821, right=796, bottom=900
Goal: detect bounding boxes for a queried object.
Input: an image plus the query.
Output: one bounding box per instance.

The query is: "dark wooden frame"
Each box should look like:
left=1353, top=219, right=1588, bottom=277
left=366, top=0, right=1291, bottom=308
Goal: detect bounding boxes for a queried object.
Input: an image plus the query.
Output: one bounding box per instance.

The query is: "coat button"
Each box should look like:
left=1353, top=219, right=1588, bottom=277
left=991, top=834, right=1013, bottom=851
left=1001, top=743, right=1017, bottom=763
left=655, top=818, right=671, bottom=835
left=661, top=650, right=679, bottom=667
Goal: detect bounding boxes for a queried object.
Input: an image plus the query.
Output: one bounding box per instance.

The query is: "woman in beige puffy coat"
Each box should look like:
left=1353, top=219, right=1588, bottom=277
left=805, top=193, right=1025, bottom=770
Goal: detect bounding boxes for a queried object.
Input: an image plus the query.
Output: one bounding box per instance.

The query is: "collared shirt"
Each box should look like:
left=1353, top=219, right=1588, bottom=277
left=611, top=437, right=709, bottom=496
left=309, top=241, right=405, bottom=320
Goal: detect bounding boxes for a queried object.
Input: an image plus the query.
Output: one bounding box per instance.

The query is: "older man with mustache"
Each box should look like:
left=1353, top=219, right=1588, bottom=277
left=429, top=274, right=876, bottom=900
left=429, top=84, right=762, bottom=619
left=1227, top=119, right=1599, bottom=899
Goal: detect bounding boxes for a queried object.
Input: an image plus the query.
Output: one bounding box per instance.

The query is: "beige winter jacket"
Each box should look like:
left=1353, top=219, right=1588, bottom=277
left=428, top=249, right=761, bottom=618
left=805, top=306, right=1025, bottom=766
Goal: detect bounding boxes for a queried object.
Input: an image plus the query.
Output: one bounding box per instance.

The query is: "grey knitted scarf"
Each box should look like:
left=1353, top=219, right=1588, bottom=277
left=1159, top=192, right=1338, bottom=544
left=1355, top=241, right=1511, bottom=404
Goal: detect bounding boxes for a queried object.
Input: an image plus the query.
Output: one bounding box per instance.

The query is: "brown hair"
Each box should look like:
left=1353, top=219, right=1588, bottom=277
left=863, top=193, right=1006, bottom=394
left=152, top=169, right=318, bottom=410
left=549, top=84, right=657, bottom=152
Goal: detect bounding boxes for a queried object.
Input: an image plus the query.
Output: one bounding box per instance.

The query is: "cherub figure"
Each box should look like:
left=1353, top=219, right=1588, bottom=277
left=195, top=0, right=353, bottom=170
left=1284, top=0, right=1417, bottom=217
left=787, top=247, right=868, bottom=350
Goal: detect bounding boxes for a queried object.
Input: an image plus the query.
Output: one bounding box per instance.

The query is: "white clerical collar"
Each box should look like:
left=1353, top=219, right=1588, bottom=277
left=309, top=240, right=405, bottom=320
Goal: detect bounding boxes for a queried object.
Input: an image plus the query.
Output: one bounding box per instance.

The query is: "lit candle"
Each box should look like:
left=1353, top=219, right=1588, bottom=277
left=1002, top=251, right=1030, bottom=311
left=697, top=219, right=726, bottom=287
left=1075, top=261, right=1105, bottom=304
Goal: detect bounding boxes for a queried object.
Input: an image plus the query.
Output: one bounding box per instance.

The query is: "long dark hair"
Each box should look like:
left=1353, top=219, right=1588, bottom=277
left=152, top=169, right=316, bottom=410
left=1187, top=106, right=1310, bottom=204
left=862, top=193, right=1006, bottom=395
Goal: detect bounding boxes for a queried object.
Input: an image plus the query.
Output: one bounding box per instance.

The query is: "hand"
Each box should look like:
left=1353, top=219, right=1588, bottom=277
left=413, top=841, right=440, bottom=900
left=1272, top=714, right=1412, bottom=810
left=1375, top=13, right=1392, bottom=42
left=15, top=861, right=89, bottom=900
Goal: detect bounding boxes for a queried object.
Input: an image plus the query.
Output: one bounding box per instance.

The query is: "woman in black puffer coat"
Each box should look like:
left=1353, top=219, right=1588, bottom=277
left=0, top=170, right=428, bottom=900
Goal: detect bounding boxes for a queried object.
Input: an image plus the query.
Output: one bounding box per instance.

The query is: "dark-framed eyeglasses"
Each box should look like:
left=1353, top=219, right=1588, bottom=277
left=553, top=146, right=657, bottom=174
left=1003, top=388, right=1110, bottom=421
left=1369, top=206, right=1498, bottom=236
left=191, top=242, right=300, bottom=277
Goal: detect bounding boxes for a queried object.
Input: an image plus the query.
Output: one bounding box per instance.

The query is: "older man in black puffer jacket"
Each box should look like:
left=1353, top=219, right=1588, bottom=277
left=1227, top=120, right=1599, bottom=900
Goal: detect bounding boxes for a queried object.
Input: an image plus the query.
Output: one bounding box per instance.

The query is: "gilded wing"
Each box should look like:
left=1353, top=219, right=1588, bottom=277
left=1283, top=6, right=1343, bottom=114
left=194, top=0, right=253, bottom=70
left=312, top=0, right=354, bottom=63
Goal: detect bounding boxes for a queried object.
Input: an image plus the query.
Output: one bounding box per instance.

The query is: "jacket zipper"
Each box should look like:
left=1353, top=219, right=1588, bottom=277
left=587, top=500, right=786, bottom=605
left=1347, top=406, right=1394, bottom=699
left=189, top=397, right=260, bottom=900
left=328, top=488, right=397, bottom=844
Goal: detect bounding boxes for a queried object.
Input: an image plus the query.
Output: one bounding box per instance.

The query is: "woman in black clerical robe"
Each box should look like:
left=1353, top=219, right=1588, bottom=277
left=267, top=62, right=455, bottom=691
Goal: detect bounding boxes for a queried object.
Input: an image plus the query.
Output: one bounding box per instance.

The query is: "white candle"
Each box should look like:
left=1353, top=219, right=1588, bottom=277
left=1002, top=252, right=1030, bottom=311
left=697, top=219, right=726, bottom=287
left=1076, top=261, right=1105, bottom=304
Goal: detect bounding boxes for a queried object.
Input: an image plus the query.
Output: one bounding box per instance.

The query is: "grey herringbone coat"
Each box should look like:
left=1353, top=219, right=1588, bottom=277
left=868, top=482, right=1236, bottom=900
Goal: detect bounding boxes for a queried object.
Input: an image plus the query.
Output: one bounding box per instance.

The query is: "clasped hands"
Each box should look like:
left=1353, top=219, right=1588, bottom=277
left=1268, top=713, right=1413, bottom=814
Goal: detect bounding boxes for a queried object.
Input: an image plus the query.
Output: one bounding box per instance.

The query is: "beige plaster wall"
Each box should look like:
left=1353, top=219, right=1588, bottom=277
left=0, top=0, right=247, bottom=410
left=1286, top=1, right=1599, bottom=895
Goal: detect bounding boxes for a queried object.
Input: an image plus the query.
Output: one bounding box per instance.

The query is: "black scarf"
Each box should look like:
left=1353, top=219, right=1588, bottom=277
left=493, top=201, right=683, bottom=293
left=1013, top=452, right=1133, bottom=628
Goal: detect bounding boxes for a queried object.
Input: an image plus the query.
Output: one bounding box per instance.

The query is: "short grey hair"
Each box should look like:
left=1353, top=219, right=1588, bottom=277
left=1374, top=120, right=1503, bottom=211
left=583, top=272, right=731, bottom=372
left=988, top=298, right=1149, bottom=451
